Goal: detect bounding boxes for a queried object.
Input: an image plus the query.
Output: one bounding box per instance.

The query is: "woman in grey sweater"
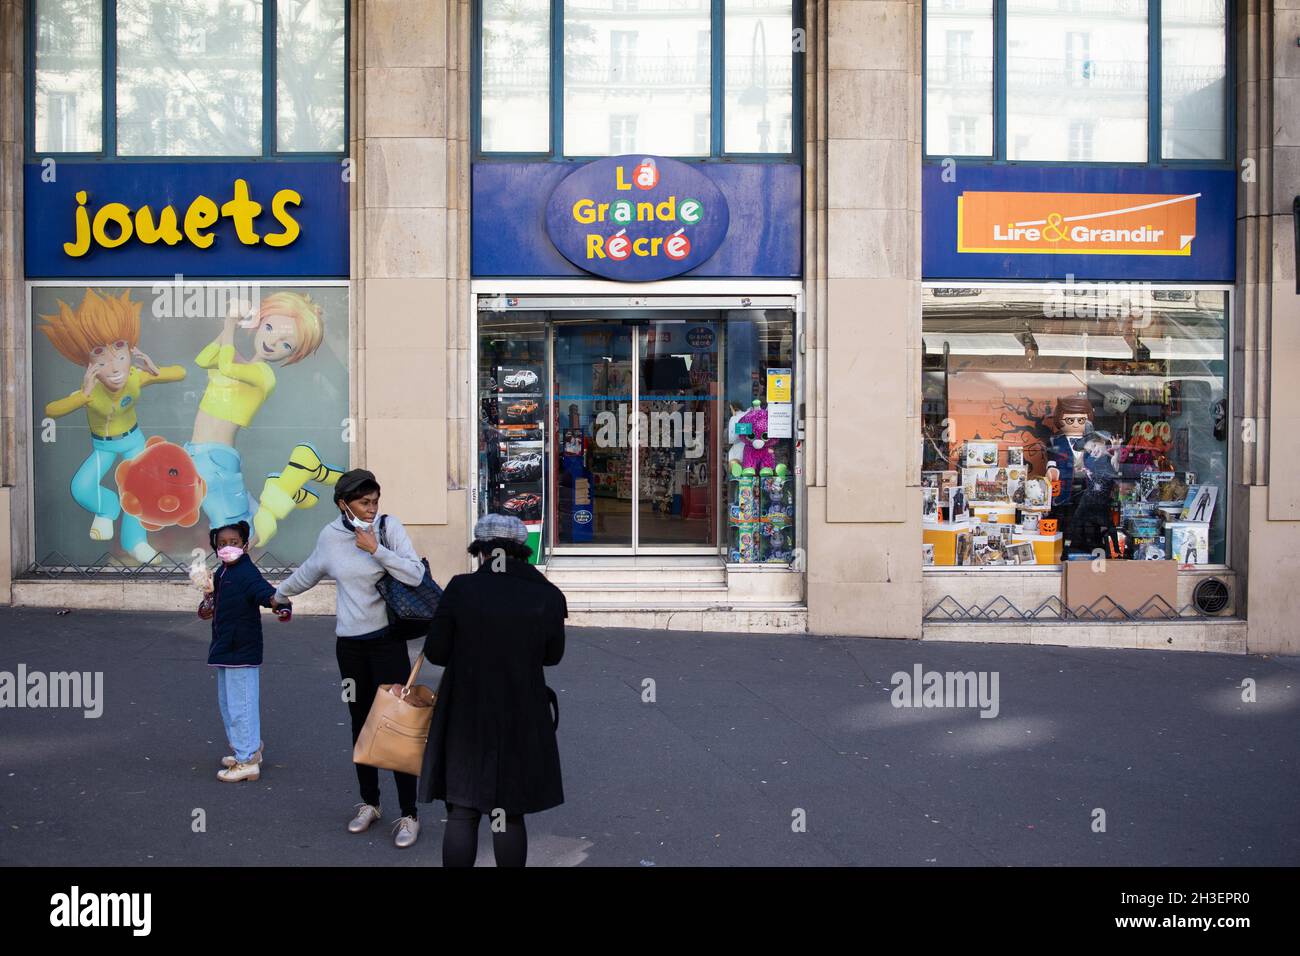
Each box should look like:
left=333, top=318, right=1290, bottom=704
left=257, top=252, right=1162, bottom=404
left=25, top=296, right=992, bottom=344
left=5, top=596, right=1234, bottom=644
left=273, top=468, right=427, bottom=848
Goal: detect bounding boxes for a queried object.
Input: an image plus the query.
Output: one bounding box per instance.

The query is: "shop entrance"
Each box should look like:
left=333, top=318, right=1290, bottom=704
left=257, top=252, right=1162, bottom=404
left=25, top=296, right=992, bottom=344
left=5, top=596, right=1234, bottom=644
left=552, top=317, right=719, bottom=553
left=475, top=291, right=800, bottom=565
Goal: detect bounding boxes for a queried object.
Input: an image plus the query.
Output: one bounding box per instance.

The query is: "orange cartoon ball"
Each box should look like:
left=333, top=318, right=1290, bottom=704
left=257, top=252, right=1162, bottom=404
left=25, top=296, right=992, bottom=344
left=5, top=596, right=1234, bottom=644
left=114, top=436, right=207, bottom=531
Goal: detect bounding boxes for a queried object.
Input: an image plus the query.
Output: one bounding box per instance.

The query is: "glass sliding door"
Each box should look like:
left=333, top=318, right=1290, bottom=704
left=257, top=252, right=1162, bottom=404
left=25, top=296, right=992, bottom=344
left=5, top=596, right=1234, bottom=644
left=552, top=317, right=719, bottom=552
left=636, top=320, right=718, bottom=548
left=553, top=321, right=636, bottom=549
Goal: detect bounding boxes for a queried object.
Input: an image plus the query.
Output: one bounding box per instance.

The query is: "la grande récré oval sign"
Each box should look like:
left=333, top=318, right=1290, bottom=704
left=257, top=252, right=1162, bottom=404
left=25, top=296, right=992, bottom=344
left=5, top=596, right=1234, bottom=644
left=544, top=156, right=730, bottom=281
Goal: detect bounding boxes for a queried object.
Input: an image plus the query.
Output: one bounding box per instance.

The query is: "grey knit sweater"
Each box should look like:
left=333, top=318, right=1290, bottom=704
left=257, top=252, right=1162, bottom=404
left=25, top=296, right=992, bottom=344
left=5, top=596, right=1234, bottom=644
left=274, top=515, right=425, bottom=637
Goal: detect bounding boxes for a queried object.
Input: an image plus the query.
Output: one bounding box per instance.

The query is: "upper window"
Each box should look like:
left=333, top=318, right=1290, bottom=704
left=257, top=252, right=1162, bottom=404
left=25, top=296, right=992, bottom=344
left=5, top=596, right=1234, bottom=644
left=478, top=0, right=799, bottom=159
left=30, top=0, right=348, bottom=157
left=923, top=0, right=1230, bottom=163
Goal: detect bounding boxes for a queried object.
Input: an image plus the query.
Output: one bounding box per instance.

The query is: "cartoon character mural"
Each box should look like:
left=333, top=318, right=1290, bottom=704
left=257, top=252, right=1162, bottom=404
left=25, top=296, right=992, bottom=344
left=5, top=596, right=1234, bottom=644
left=39, top=289, right=186, bottom=563
left=185, top=294, right=343, bottom=546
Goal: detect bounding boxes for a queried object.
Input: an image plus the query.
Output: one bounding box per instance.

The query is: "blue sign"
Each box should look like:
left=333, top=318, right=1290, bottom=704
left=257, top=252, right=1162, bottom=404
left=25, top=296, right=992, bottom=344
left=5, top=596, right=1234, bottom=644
left=574, top=509, right=593, bottom=525
left=473, top=162, right=801, bottom=278
left=543, top=156, right=729, bottom=281
left=25, top=162, right=349, bottom=278
left=922, top=165, right=1235, bottom=282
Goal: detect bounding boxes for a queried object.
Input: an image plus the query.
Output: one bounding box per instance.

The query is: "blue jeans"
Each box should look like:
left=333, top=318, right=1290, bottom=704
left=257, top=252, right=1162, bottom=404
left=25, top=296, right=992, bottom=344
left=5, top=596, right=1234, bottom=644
left=215, top=666, right=261, bottom=763
left=71, top=429, right=148, bottom=553
left=186, top=441, right=254, bottom=530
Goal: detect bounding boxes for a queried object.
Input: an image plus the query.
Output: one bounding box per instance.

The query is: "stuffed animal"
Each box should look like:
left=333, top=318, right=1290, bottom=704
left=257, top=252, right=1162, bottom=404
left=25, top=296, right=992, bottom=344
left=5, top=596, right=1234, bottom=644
left=730, top=399, right=789, bottom=478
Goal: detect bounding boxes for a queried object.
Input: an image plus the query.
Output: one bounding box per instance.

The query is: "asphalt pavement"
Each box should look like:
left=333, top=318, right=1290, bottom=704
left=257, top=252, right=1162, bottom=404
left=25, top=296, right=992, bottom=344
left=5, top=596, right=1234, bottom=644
left=1, top=606, right=1296, bottom=866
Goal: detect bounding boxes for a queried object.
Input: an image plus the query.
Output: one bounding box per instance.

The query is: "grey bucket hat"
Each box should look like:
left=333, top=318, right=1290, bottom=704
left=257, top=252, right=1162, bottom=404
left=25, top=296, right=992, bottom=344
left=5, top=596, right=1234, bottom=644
left=473, top=513, right=528, bottom=544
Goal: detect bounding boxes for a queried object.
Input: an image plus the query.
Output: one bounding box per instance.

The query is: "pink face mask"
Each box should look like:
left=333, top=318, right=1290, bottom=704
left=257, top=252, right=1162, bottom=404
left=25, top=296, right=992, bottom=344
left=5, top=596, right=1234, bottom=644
left=217, top=546, right=244, bottom=564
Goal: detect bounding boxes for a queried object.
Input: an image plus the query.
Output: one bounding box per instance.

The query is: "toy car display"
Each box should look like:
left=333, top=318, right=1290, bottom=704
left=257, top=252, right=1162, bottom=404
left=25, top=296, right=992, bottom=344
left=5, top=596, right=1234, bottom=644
left=503, top=369, right=539, bottom=390
left=502, top=491, right=542, bottom=519
left=500, top=452, right=543, bottom=482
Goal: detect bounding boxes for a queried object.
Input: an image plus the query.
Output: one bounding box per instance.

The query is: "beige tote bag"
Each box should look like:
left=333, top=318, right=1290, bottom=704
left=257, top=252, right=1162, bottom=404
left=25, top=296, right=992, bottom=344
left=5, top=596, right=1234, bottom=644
left=352, top=653, right=436, bottom=776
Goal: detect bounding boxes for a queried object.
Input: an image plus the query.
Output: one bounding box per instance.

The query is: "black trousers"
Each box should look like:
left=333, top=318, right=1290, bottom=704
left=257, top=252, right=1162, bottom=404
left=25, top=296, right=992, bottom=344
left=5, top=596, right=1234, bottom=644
left=442, top=803, right=527, bottom=868
left=336, top=633, right=418, bottom=819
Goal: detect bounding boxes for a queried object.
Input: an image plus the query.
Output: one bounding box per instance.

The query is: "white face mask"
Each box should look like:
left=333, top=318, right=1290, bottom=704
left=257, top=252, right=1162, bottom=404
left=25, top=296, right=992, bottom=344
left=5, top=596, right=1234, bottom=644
left=217, top=546, right=244, bottom=564
left=345, top=505, right=372, bottom=531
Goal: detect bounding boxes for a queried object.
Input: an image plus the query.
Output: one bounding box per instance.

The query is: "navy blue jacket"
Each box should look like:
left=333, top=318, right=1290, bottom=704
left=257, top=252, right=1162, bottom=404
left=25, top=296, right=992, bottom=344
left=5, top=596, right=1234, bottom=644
left=206, top=555, right=277, bottom=667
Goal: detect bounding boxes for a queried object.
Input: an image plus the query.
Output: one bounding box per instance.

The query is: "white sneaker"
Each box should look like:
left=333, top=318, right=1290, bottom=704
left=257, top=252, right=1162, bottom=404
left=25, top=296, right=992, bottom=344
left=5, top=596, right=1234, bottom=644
left=217, top=760, right=260, bottom=783
left=221, top=746, right=263, bottom=769
left=89, top=516, right=114, bottom=541
left=393, top=816, right=420, bottom=849
left=347, top=803, right=382, bottom=833
left=129, top=542, right=160, bottom=564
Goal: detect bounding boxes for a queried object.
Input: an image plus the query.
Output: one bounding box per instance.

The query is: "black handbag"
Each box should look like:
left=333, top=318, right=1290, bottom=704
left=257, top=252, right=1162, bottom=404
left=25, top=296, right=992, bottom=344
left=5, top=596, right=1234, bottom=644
left=375, top=516, right=444, bottom=640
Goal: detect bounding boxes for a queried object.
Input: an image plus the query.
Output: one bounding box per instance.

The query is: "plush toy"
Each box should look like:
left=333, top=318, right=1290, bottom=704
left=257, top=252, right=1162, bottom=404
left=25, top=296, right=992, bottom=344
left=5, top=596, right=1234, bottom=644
left=114, top=436, right=207, bottom=531
left=730, top=399, right=790, bottom=478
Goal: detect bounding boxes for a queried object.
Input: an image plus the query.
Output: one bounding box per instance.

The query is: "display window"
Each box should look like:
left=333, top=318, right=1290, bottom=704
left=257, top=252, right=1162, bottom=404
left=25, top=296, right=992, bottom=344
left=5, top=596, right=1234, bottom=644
left=474, top=304, right=798, bottom=563
left=921, top=284, right=1228, bottom=568
left=29, top=281, right=350, bottom=570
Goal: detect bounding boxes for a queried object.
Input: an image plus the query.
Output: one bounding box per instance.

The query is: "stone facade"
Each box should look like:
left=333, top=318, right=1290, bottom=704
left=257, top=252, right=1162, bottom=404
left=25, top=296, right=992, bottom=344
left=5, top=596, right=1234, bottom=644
left=0, top=1, right=1295, bottom=653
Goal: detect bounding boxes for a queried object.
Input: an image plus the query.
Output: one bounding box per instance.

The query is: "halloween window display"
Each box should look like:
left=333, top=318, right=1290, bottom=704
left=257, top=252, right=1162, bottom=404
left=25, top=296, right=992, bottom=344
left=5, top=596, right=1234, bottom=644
left=920, top=285, right=1230, bottom=568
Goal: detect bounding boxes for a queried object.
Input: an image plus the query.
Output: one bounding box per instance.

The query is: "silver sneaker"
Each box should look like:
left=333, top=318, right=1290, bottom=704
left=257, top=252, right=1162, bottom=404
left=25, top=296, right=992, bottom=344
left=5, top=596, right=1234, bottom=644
left=392, top=816, right=420, bottom=849
left=347, top=803, right=382, bottom=833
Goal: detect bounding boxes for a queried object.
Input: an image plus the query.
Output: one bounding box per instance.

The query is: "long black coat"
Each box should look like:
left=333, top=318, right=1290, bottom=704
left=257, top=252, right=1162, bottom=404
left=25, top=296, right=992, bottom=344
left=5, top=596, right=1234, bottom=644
left=417, top=558, right=566, bottom=815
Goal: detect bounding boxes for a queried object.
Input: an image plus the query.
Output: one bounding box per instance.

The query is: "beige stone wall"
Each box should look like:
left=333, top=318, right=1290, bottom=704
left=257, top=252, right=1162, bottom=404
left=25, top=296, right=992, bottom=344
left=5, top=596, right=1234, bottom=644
left=1241, top=0, right=1300, bottom=653
left=0, top=0, right=23, bottom=601
left=355, top=0, right=470, bottom=590
left=805, top=0, right=923, bottom=637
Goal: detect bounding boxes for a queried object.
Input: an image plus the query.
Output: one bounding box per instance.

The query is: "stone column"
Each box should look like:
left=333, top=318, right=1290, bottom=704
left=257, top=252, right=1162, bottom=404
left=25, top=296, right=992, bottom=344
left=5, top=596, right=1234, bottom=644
left=805, top=0, right=922, bottom=637
left=356, top=0, right=470, bottom=587
left=0, top=0, right=24, bottom=601
left=1242, top=0, right=1300, bottom=653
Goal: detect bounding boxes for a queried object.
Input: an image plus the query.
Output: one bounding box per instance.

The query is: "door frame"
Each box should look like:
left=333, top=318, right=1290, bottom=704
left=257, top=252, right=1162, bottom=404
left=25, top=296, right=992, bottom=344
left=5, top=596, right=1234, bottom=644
left=469, top=280, right=805, bottom=562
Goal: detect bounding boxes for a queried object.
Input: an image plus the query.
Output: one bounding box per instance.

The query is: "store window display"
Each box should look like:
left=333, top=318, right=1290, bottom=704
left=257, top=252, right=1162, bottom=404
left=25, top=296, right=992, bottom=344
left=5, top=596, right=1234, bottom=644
left=724, top=312, right=797, bottom=564
left=921, top=285, right=1229, bottom=568
left=476, top=313, right=548, bottom=562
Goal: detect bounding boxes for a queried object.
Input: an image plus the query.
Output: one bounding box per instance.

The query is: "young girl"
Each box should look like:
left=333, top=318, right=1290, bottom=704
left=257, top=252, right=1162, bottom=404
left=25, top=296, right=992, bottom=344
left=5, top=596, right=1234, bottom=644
left=198, top=520, right=287, bottom=782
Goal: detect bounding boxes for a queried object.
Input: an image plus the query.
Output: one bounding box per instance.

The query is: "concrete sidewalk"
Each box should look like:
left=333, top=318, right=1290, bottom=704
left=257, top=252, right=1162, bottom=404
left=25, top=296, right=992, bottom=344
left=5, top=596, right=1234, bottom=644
left=0, top=606, right=1296, bottom=866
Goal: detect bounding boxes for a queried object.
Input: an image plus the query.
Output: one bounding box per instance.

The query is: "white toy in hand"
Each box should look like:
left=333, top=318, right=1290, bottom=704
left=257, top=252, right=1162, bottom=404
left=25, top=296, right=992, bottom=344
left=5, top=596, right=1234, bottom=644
left=189, top=563, right=214, bottom=593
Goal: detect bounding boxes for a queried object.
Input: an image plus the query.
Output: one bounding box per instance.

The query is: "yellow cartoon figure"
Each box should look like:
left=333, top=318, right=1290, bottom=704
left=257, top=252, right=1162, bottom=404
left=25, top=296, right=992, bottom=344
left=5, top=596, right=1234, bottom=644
left=39, top=289, right=186, bottom=563
left=187, top=293, right=342, bottom=545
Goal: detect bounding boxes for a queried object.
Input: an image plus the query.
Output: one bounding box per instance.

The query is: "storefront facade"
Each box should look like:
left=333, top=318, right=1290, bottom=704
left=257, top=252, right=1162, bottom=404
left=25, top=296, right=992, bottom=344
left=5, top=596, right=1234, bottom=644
left=0, top=1, right=1296, bottom=653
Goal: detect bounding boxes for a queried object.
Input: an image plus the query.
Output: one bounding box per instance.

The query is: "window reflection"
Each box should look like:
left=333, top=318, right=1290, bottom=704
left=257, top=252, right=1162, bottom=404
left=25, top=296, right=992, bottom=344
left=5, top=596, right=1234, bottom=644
left=1005, top=0, right=1149, bottom=162
left=117, top=0, right=263, bottom=156
left=34, top=0, right=103, bottom=153
left=564, top=0, right=712, bottom=156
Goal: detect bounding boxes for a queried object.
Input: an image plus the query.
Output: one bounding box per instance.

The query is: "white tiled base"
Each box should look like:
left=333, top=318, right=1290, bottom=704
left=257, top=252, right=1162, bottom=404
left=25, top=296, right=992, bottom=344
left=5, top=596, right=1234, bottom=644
left=567, top=606, right=809, bottom=633
left=923, top=619, right=1248, bottom=653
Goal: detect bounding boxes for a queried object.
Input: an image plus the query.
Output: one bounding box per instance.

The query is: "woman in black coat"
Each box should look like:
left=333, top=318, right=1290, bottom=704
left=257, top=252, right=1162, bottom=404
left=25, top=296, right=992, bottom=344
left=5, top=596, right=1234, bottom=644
left=418, top=513, right=566, bottom=867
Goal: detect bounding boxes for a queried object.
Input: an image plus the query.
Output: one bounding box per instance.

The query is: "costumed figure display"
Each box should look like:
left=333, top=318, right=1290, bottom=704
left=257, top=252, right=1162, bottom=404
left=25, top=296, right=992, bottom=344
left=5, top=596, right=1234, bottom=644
left=1043, top=394, right=1093, bottom=554
left=39, top=289, right=186, bottom=564
left=1067, top=431, right=1121, bottom=556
